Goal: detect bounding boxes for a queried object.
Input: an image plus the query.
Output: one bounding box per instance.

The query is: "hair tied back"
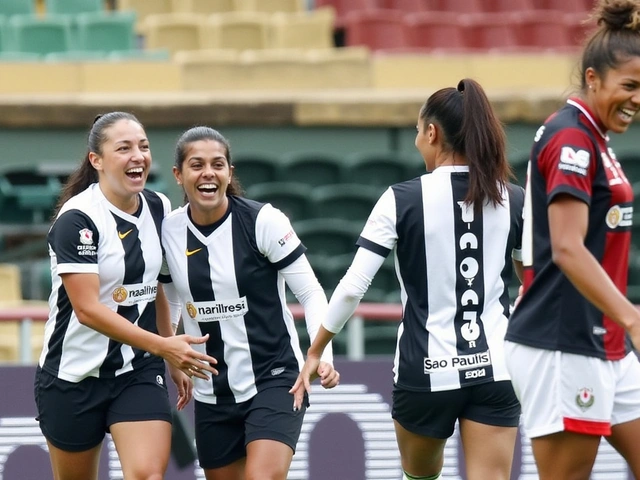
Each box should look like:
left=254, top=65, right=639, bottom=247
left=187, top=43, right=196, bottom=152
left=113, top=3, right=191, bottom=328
left=457, top=79, right=465, bottom=94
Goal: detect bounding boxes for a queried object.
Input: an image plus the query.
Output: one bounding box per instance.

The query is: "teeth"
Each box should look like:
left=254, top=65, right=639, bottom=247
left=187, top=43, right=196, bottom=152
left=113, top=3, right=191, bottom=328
left=126, top=167, right=143, bottom=174
left=198, top=184, right=217, bottom=190
left=621, top=108, right=636, bottom=117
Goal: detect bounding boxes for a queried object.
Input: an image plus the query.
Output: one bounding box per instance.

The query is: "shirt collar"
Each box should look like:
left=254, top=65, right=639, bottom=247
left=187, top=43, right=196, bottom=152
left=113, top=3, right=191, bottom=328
left=434, top=165, right=470, bottom=173
left=566, top=97, right=609, bottom=141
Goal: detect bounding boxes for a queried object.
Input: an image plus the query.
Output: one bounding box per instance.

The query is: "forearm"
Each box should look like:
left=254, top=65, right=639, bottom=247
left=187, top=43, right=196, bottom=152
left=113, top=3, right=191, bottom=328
left=308, top=325, right=337, bottom=357
left=156, top=284, right=175, bottom=338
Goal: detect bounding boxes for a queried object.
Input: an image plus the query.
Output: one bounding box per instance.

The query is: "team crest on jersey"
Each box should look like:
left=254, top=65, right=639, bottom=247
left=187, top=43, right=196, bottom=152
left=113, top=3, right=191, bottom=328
left=559, top=146, right=590, bottom=176
left=576, top=387, right=595, bottom=411
left=605, top=205, right=632, bottom=229
left=186, top=302, right=197, bottom=319
left=112, top=287, right=128, bottom=303
left=79, top=228, right=93, bottom=245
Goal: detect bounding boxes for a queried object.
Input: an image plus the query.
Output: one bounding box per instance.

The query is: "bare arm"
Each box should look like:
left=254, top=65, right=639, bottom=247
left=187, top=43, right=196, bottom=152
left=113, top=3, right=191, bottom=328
left=548, top=195, right=640, bottom=346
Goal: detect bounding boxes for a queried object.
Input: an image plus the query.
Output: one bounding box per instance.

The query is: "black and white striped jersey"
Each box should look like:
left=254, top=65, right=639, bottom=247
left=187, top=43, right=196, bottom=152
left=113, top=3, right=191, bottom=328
left=39, top=184, right=171, bottom=382
left=160, top=196, right=308, bottom=405
left=358, top=166, right=524, bottom=392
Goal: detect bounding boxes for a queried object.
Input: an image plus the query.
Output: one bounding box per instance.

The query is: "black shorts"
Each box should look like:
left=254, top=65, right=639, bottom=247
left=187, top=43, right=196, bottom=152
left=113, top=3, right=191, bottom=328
left=34, top=362, right=172, bottom=452
left=195, top=386, right=308, bottom=470
left=392, top=380, right=521, bottom=439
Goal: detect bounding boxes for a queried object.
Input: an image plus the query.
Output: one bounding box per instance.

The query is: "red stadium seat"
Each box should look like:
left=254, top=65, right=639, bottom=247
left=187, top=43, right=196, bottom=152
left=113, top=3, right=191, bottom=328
left=406, top=12, right=465, bottom=51
left=423, top=0, right=482, bottom=14
left=460, top=13, right=519, bottom=51
left=344, top=9, right=409, bottom=51
left=379, top=0, right=428, bottom=12
left=482, top=0, right=535, bottom=13
left=314, top=0, right=379, bottom=28
left=564, top=12, right=597, bottom=46
left=514, top=11, right=574, bottom=50
left=531, top=0, right=589, bottom=13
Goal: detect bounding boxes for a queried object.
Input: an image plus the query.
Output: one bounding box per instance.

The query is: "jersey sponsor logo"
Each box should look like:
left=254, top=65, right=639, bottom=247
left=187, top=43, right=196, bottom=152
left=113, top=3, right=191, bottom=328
left=271, top=366, right=285, bottom=376
left=188, top=296, right=249, bottom=322
left=534, top=125, right=545, bottom=142
left=118, top=229, right=133, bottom=240
left=185, top=247, right=202, bottom=256
left=592, top=326, right=607, bottom=335
left=576, top=387, right=595, bottom=411
left=278, top=229, right=295, bottom=247
left=79, top=228, right=94, bottom=244
left=605, top=205, right=632, bottom=229
left=77, top=228, right=98, bottom=256
left=156, top=374, right=164, bottom=386
left=558, top=146, right=590, bottom=176
left=111, top=281, right=158, bottom=306
left=457, top=201, right=481, bottom=346
left=602, top=149, right=629, bottom=186
left=423, top=351, right=491, bottom=374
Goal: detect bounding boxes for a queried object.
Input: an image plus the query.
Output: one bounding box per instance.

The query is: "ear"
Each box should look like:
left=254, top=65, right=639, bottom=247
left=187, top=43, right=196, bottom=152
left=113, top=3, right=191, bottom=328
left=228, top=165, right=234, bottom=184
left=427, top=123, right=438, bottom=145
left=172, top=166, right=182, bottom=185
left=585, top=67, right=600, bottom=91
left=88, top=152, right=102, bottom=171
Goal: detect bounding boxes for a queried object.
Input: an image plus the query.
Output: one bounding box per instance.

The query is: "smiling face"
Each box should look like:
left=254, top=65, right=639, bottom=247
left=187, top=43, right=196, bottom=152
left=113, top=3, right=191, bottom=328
left=89, top=118, right=150, bottom=212
left=173, top=139, right=233, bottom=225
left=586, top=56, right=640, bottom=133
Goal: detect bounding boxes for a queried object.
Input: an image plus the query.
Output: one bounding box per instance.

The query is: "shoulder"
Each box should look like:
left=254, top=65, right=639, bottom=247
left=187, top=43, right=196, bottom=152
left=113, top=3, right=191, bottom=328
left=142, top=189, right=172, bottom=215
left=163, top=204, right=188, bottom=226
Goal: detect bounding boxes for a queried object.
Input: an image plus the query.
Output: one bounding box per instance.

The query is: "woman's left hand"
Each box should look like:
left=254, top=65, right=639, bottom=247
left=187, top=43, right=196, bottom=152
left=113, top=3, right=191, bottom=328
left=168, top=363, right=193, bottom=410
left=317, top=361, right=340, bottom=389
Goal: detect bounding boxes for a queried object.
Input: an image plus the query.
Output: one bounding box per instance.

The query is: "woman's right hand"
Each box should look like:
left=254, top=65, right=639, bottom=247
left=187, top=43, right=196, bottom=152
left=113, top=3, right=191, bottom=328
left=158, top=334, right=218, bottom=380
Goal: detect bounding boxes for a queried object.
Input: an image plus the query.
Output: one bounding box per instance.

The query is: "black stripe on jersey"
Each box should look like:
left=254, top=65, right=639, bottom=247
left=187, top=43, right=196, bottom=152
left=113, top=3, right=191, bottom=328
left=42, top=283, right=76, bottom=376
left=272, top=243, right=306, bottom=270
left=502, top=183, right=525, bottom=318
left=99, top=214, right=146, bottom=377
left=392, top=178, right=430, bottom=390
left=357, top=236, right=391, bottom=258
left=186, top=228, right=233, bottom=401
left=450, top=175, right=492, bottom=385
left=142, top=189, right=165, bottom=238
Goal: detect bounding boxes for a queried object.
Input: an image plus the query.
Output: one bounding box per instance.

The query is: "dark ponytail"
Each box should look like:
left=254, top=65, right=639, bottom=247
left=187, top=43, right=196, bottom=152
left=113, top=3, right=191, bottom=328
left=419, top=78, right=511, bottom=212
left=53, top=112, right=143, bottom=219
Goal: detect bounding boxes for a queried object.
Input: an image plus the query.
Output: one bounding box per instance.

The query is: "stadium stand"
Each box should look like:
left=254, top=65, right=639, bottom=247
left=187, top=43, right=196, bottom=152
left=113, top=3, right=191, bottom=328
left=8, top=14, right=73, bottom=55
left=75, top=10, right=137, bottom=53
left=0, top=0, right=36, bottom=17
left=309, top=183, right=379, bottom=222
left=118, top=0, right=172, bottom=33
left=142, top=13, right=206, bottom=53
left=279, top=151, right=344, bottom=187
left=270, top=8, right=334, bottom=50
left=207, top=11, right=270, bottom=50
left=245, top=181, right=312, bottom=222
left=342, top=152, right=409, bottom=189
left=344, top=9, right=407, bottom=51
left=45, top=0, right=104, bottom=15
left=406, top=12, right=465, bottom=52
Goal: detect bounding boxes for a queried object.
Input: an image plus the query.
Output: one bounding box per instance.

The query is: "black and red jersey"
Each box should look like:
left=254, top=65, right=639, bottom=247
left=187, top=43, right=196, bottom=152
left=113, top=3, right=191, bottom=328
left=506, top=98, right=633, bottom=360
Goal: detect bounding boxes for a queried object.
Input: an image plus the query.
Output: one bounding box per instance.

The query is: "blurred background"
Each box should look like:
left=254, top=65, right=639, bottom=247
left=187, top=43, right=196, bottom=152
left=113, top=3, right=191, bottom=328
left=1, top=0, right=640, bottom=364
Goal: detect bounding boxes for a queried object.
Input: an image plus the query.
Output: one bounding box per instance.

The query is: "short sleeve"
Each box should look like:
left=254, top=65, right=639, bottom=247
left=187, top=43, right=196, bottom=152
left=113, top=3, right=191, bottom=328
left=48, top=210, right=100, bottom=274
left=256, top=204, right=306, bottom=270
left=356, top=187, right=398, bottom=258
left=538, top=127, right=597, bottom=206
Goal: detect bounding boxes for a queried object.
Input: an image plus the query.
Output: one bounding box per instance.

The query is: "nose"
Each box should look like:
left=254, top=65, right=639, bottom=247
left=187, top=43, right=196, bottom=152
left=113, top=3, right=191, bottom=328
left=131, top=145, right=146, bottom=161
left=202, top=163, right=216, bottom=177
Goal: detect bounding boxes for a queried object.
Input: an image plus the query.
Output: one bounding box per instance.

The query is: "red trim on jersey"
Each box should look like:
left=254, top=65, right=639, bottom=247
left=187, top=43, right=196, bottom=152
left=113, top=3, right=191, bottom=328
left=563, top=417, right=611, bottom=436
left=523, top=267, right=534, bottom=293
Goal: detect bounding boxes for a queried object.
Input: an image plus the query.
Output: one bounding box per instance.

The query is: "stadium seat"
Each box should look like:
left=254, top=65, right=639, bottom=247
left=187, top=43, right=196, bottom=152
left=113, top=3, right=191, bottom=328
left=45, top=0, right=103, bottom=14
left=564, top=12, right=596, bottom=46
left=423, top=0, right=482, bottom=14
left=207, top=11, right=269, bottom=50
left=174, top=48, right=242, bottom=90
left=118, top=0, right=172, bottom=33
left=0, top=0, right=35, bottom=17
left=171, top=0, right=236, bottom=14
left=0, top=51, right=42, bottom=60
left=406, top=11, right=465, bottom=51
left=76, top=11, right=136, bottom=53
left=514, top=11, right=574, bottom=50
left=0, top=165, right=61, bottom=224
left=379, top=0, right=429, bottom=12
left=0, top=16, right=11, bottom=51
left=239, top=49, right=313, bottom=90
left=107, top=48, right=170, bottom=60
left=245, top=0, right=305, bottom=13
left=294, top=218, right=361, bottom=256
left=314, top=0, right=379, bottom=28
left=245, top=182, right=312, bottom=222
left=270, top=8, right=335, bottom=50
left=8, top=14, right=72, bottom=56
left=310, top=183, right=379, bottom=222
left=342, top=152, right=408, bottom=189
left=232, top=152, right=280, bottom=188
left=142, top=13, right=206, bottom=54
left=483, top=0, right=535, bottom=13
left=44, top=49, right=107, bottom=60
left=305, top=46, right=372, bottom=89
left=460, top=13, right=519, bottom=51
left=279, top=152, right=343, bottom=187
left=531, top=0, right=588, bottom=13
left=344, top=9, right=408, bottom=51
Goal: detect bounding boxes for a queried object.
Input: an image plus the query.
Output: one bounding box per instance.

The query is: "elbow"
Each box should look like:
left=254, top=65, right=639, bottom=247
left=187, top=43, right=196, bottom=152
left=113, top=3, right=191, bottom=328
left=74, top=305, right=95, bottom=327
left=550, top=242, right=576, bottom=271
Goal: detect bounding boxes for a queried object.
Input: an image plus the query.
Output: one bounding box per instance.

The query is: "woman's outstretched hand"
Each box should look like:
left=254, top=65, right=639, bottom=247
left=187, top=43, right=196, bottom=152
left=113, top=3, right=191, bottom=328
left=158, top=334, right=218, bottom=381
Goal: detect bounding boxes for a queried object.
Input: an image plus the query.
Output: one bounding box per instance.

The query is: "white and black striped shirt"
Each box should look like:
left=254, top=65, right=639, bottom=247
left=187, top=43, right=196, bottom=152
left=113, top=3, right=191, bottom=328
left=161, top=196, right=319, bottom=405
left=358, top=167, right=524, bottom=392
left=40, top=184, right=171, bottom=382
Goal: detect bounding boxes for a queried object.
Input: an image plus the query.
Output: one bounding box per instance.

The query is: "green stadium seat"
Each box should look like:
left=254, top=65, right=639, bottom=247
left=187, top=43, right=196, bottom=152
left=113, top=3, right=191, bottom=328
left=0, top=0, right=35, bottom=17
left=233, top=153, right=280, bottom=189
left=245, top=182, right=312, bottom=223
left=75, top=11, right=136, bottom=52
left=342, top=152, right=408, bottom=189
left=44, top=49, right=107, bottom=60
left=279, top=152, right=343, bottom=187
left=107, top=48, right=170, bottom=60
left=8, top=14, right=72, bottom=55
left=45, top=0, right=104, bottom=14
left=0, top=165, right=62, bottom=224
left=294, top=218, right=360, bottom=257
left=0, top=51, right=41, bottom=60
left=310, top=183, right=379, bottom=222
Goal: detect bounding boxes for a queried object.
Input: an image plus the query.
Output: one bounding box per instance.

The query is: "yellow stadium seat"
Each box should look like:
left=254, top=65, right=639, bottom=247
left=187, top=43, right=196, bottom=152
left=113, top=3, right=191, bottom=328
left=171, top=0, right=236, bottom=14
left=0, top=62, right=82, bottom=93
left=207, top=11, right=269, bottom=50
left=240, top=0, right=305, bottom=13
left=81, top=59, right=181, bottom=92
left=270, top=7, right=335, bottom=50
left=306, top=46, right=372, bottom=89
left=118, top=0, right=172, bottom=33
left=175, top=49, right=242, bottom=90
left=240, top=48, right=310, bottom=89
left=142, top=13, right=207, bottom=54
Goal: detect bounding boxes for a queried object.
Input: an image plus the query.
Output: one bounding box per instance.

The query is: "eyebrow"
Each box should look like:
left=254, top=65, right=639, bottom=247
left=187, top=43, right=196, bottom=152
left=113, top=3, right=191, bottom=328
left=187, top=155, right=227, bottom=161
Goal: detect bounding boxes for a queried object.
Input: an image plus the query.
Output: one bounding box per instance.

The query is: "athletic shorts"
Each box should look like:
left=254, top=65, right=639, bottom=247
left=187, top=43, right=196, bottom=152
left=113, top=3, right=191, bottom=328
left=195, top=386, right=308, bottom=470
left=34, top=362, right=172, bottom=452
left=392, top=380, right=520, bottom=439
left=504, top=341, right=640, bottom=439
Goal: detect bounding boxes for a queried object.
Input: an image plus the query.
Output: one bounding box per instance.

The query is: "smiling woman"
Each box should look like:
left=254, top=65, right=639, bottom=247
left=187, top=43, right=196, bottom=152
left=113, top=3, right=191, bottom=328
left=504, top=0, right=640, bottom=479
